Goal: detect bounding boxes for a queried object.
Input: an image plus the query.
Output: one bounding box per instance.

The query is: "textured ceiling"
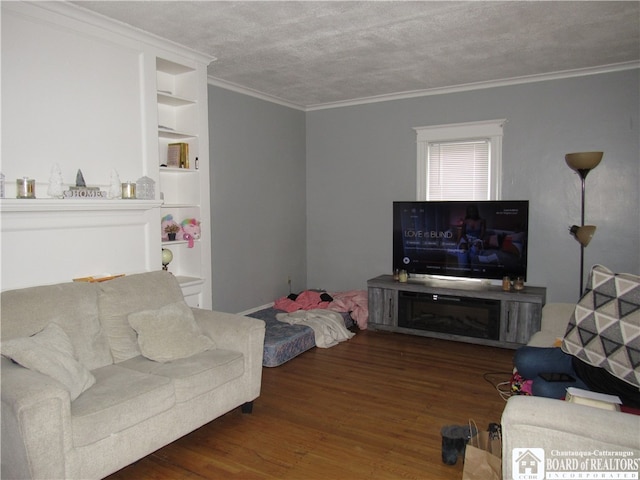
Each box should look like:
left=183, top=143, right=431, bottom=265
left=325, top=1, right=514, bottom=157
left=74, top=1, right=640, bottom=109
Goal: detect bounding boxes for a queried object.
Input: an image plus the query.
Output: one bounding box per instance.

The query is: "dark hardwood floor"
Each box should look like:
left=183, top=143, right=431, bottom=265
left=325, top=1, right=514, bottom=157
left=106, top=329, right=515, bottom=479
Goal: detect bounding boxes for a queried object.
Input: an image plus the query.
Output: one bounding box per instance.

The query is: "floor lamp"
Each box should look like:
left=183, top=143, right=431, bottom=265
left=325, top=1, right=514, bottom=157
left=565, top=151, right=603, bottom=297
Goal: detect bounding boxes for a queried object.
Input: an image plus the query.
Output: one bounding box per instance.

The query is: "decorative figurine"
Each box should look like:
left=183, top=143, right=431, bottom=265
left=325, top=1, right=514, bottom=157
left=181, top=218, right=201, bottom=248
left=135, top=176, right=155, bottom=200
left=76, top=169, right=86, bottom=187
left=64, top=169, right=104, bottom=198
left=47, top=163, right=65, bottom=198
left=108, top=169, right=122, bottom=199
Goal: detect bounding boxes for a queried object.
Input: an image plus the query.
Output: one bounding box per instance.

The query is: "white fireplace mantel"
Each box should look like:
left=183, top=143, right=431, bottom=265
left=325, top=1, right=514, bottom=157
left=1, top=199, right=163, bottom=291
left=0, top=199, right=162, bottom=213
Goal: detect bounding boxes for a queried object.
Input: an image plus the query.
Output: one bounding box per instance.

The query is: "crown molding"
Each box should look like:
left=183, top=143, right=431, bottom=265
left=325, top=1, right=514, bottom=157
left=207, top=76, right=306, bottom=111
left=307, top=62, right=640, bottom=111
left=10, top=1, right=215, bottom=66
left=209, top=62, right=638, bottom=112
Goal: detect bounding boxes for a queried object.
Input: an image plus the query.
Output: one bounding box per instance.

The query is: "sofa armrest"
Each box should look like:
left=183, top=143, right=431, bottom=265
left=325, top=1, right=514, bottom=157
left=192, top=309, right=266, bottom=400
left=502, top=396, right=640, bottom=479
left=1, top=357, right=73, bottom=480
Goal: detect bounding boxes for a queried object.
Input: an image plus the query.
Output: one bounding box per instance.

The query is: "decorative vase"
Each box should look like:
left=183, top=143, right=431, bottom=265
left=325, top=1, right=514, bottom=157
left=168, top=233, right=176, bottom=241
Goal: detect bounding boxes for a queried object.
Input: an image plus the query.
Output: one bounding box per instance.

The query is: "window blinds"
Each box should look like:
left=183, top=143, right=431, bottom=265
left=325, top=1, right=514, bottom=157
left=427, top=140, right=490, bottom=201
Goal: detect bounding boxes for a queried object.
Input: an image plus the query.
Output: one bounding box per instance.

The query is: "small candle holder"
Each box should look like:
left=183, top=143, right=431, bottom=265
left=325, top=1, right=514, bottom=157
left=135, top=176, right=155, bottom=200
left=514, top=276, right=525, bottom=291
left=16, top=177, right=35, bottom=199
left=121, top=182, right=136, bottom=199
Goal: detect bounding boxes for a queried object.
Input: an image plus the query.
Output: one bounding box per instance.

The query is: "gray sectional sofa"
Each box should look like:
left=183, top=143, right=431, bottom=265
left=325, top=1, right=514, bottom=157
left=1, top=271, right=265, bottom=479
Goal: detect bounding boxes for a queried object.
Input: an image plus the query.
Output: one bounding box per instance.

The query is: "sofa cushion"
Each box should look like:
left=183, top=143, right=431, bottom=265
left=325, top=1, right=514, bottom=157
left=562, top=265, right=640, bottom=389
left=0, top=281, right=112, bottom=370
left=1, top=323, right=96, bottom=401
left=70, top=364, right=174, bottom=447
left=118, top=349, right=244, bottom=403
left=98, top=271, right=185, bottom=363
left=128, top=301, right=215, bottom=362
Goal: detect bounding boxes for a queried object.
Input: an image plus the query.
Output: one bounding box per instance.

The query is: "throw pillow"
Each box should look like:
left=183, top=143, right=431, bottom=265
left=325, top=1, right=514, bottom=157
left=1, top=323, right=96, bottom=400
left=562, top=265, right=640, bottom=389
left=98, top=271, right=185, bottom=363
left=128, top=301, right=215, bottom=362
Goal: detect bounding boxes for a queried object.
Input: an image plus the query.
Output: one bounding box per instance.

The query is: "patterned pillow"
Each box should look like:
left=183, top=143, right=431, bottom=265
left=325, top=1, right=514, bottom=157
left=562, top=265, right=640, bottom=388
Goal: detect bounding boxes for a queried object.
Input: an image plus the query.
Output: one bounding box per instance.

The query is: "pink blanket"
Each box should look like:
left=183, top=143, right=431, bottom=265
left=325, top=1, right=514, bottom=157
left=273, top=290, right=331, bottom=312
left=328, top=290, right=368, bottom=330
left=273, top=289, right=369, bottom=330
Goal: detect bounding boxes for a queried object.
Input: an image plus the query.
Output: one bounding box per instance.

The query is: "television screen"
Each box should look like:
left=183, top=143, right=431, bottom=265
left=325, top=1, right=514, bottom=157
left=393, top=200, right=529, bottom=281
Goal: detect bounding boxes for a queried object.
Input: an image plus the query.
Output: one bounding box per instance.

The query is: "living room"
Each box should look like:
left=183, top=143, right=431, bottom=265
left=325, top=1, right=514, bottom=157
left=1, top=2, right=638, bottom=312
left=1, top=2, right=639, bottom=479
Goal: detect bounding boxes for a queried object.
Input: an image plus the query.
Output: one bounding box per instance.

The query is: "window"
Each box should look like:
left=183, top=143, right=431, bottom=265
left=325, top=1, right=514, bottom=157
left=414, top=119, right=505, bottom=201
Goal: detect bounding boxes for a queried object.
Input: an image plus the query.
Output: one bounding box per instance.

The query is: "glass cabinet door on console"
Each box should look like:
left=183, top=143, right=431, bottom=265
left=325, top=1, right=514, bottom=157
left=398, top=291, right=501, bottom=341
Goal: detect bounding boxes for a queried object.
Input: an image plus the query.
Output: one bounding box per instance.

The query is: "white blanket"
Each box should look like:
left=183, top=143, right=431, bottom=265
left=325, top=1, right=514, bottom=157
left=276, top=309, right=355, bottom=348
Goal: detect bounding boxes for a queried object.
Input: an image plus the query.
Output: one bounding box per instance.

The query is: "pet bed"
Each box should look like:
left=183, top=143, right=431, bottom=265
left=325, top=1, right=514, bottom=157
left=247, top=307, right=355, bottom=367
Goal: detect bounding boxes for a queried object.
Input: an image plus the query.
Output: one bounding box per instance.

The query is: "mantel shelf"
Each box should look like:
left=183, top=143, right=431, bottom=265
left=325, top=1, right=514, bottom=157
left=0, top=199, right=162, bottom=213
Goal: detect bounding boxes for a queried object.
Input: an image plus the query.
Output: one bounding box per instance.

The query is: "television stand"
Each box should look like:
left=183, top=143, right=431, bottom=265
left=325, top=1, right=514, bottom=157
left=367, top=275, right=546, bottom=349
left=406, top=275, right=492, bottom=290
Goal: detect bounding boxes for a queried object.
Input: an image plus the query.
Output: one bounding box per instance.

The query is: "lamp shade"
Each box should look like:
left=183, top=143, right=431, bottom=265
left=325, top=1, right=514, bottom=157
left=569, top=225, right=596, bottom=247
left=565, top=152, right=603, bottom=172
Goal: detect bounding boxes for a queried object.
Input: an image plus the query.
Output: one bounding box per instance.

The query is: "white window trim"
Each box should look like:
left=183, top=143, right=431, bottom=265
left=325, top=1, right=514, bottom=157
left=414, top=119, right=505, bottom=200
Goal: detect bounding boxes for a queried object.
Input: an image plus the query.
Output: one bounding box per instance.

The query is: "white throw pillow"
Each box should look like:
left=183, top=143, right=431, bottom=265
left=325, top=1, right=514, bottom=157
left=1, top=323, right=96, bottom=400
left=128, top=301, right=215, bottom=362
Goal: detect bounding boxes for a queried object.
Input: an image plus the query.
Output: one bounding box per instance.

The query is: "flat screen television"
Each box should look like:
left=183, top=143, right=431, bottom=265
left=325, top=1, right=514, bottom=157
left=393, top=200, right=529, bottom=282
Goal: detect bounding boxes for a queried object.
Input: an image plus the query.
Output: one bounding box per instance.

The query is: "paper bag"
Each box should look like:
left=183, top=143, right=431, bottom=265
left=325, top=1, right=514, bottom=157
left=462, top=427, right=502, bottom=480
left=476, top=429, right=502, bottom=459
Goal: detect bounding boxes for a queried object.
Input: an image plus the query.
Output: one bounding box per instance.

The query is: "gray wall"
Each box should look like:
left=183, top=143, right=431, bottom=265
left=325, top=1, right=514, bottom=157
left=209, top=70, right=638, bottom=311
left=208, top=85, right=307, bottom=312
left=306, top=70, right=639, bottom=303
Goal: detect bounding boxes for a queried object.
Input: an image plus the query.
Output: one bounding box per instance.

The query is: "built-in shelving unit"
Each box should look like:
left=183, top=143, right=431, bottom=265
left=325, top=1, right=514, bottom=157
left=156, top=57, right=211, bottom=308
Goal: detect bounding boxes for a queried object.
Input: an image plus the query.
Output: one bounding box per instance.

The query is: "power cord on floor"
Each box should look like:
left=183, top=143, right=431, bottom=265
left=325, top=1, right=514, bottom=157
left=483, top=371, right=514, bottom=401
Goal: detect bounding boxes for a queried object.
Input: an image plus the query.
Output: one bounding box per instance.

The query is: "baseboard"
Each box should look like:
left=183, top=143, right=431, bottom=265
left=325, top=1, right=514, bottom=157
left=237, top=302, right=274, bottom=315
